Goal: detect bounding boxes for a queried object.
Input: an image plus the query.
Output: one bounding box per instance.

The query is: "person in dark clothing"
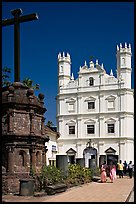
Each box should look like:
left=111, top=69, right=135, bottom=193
left=106, top=164, right=111, bottom=178
left=123, top=161, right=128, bottom=175
left=128, top=161, right=133, bottom=178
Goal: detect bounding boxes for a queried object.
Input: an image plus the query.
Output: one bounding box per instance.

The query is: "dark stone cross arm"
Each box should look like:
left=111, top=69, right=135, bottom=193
left=2, top=13, right=38, bottom=27
left=2, top=8, right=38, bottom=82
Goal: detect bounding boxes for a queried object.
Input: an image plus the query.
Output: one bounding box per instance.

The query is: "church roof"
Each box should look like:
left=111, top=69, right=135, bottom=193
left=44, top=125, right=60, bottom=139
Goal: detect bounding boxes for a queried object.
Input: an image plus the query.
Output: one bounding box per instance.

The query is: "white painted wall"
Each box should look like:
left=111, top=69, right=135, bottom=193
left=56, top=43, right=134, bottom=165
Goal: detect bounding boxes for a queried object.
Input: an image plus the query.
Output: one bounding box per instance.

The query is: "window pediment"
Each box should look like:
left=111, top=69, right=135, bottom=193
left=66, top=97, right=76, bottom=103
left=85, top=96, right=96, bottom=102
left=66, top=148, right=76, bottom=154
left=105, top=95, right=116, bottom=101
left=84, top=119, right=96, bottom=124
left=66, top=120, right=76, bottom=125
left=105, top=118, right=116, bottom=123
left=105, top=147, right=116, bottom=153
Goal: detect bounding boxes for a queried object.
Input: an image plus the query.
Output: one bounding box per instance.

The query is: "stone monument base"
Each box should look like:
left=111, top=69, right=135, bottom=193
left=2, top=172, right=32, bottom=195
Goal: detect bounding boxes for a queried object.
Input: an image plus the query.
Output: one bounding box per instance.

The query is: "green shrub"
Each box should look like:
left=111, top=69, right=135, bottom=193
left=38, top=164, right=99, bottom=191
left=66, top=164, right=93, bottom=186
left=30, top=165, right=36, bottom=178
left=39, top=165, right=65, bottom=189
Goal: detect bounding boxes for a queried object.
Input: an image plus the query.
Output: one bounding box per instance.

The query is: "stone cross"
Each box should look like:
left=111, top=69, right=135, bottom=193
left=2, top=8, right=38, bottom=82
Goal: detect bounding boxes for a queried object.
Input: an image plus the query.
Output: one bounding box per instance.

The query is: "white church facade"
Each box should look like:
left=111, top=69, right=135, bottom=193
left=56, top=43, right=134, bottom=167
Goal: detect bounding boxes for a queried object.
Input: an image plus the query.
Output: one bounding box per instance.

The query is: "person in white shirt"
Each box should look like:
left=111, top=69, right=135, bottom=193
left=128, top=161, right=133, bottom=178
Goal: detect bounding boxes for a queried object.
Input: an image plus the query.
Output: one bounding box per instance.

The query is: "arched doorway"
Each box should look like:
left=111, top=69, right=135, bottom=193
left=99, top=147, right=118, bottom=167
left=66, top=148, right=76, bottom=164
left=105, top=147, right=118, bottom=165
left=83, top=146, right=97, bottom=167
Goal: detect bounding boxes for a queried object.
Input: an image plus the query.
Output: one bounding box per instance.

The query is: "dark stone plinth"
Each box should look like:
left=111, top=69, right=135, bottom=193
left=19, top=179, right=34, bottom=196
left=92, top=176, right=101, bottom=182
left=76, top=158, right=85, bottom=167
left=89, top=159, right=96, bottom=169
left=56, top=155, right=68, bottom=177
left=46, top=183, right=67, bottom=195
left=2, top=173, right=30, bottom=195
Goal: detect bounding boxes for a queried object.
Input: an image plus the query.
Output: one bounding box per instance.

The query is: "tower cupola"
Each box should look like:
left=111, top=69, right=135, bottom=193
left=58, top=52, right=71, bottom=90
left=116, top=42, right=132, bottom=88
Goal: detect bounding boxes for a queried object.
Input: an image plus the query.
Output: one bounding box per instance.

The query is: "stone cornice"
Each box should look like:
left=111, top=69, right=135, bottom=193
left=56, top=111, right=134, bottom=118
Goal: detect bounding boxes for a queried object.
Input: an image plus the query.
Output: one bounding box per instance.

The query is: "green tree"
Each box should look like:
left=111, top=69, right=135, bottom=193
left=22, top=77, right=40, bottom=90
left=2, top=66, right=40, bottom=90
left=2, top=66, right=12, bottom=87
left=46, top=121, right=54, bottom=127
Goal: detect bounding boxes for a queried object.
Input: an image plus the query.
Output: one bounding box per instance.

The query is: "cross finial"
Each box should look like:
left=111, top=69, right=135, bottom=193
left=2, top=8, right=38, bottom=82
left=11, top=8, right=23, bottom=17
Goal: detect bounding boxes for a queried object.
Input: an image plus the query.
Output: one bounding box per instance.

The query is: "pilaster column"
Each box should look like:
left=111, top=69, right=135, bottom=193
left=99, top=116, right=104, bottom=138
left=30, top=111, right=35, bottom=134
left=44, top=146, right=48, bottom=165
left=31, top=148, right=36, bottom=168
left=76, top=142, right=82, bottom=158
left=7, top=146, right=14, bottom=173
left=42, top=146, right=48, bottom=166
left=119, top=141, right=125, bottom=161
left=26, top=150, right=30, bottom=172
left=42, top=149, right=45, bottom=166
left=41, top=117, right=45, bottom=135
left=8, top=110, right=14, bottom=133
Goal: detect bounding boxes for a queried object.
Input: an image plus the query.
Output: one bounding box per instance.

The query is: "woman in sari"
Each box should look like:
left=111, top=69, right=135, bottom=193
left=110, top=165, right=117, bottom=183
left=100, top=163, right=107, bottom=183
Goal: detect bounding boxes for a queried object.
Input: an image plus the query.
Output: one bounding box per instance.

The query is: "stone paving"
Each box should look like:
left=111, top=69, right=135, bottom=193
left=128, top=189, right=134, bottom=202
left=2, top=176, right=134, bottom=202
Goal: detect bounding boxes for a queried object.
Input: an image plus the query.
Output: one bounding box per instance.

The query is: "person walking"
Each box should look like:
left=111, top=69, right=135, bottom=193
left=123, top=160, right=128, bottom=175
left=128, top=161, right=133, bottom=178
left=100, top=162, right=107, bottom=183
left=105, top=164, right=111, bottom=178
left=117, top=160, right=124, bottom=178
left=110, top=164, right=117, bottom=183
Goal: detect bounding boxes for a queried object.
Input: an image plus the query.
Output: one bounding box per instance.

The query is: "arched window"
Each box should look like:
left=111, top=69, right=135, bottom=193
left=60, top=65, right=63, bottom=73
left=19, top=150, right=26, bottom=167
left=89, top=77, right=94, bottom=86
left=36, top=151, right=41, bottom=166
left=121, top=58, right=125, bottom=65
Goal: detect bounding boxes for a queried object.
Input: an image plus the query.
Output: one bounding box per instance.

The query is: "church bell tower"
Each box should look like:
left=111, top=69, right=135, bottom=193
left=116, top=42, right=132, bottom=89
left=58, top=52, right=71, bottom=91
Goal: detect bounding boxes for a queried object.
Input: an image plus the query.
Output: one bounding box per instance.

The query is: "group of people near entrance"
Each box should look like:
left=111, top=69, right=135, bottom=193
left=100, top=160, right=133, bottom=183
left=100, top=161, right=116, bottom=183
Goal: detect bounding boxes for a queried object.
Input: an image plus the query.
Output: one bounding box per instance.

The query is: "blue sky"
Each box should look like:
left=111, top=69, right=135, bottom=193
left=2, top=2, right=134, bottom=126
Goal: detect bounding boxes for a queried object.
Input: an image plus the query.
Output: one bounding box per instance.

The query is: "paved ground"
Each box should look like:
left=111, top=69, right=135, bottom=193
left=126, top=187, right=134, bottom=202
left=2, top=176, right=134, bottom=202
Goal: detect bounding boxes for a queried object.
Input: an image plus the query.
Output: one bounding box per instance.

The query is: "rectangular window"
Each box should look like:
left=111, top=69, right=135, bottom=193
left=69, top=126, right=75, bottom=134
left=91, top=155, right=95, bottom=159
left=87, top=125, right=95, bottom=134
left=108, top=101, right=114, bottom=109
left=52, top=145, right=56, bottom=152
left=68, top=103, right=74, bottom=111
left=49, top=160, right=56, bottom=166
left=108, top=124, right=114, bottom=133
left=88, top=102, right=95, bottom=109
